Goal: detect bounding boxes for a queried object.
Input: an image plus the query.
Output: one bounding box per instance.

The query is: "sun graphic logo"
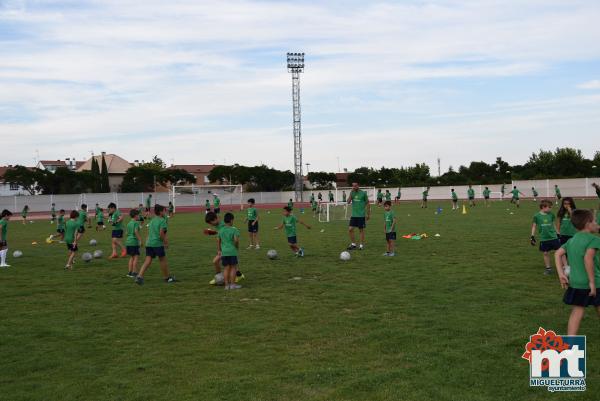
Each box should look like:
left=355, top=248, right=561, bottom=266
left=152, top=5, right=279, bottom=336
left=522, top=327, right=586, bottom=392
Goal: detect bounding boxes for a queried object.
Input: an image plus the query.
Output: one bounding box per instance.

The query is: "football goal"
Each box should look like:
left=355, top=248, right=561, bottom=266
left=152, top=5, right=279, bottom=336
left=318, top=202, right=350, bottom=223
left=172, top=184, right=243, bottom=211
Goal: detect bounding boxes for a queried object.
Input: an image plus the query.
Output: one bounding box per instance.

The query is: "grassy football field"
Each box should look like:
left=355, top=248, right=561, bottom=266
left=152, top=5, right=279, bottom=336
left=1, top=199, right=599, bottom=401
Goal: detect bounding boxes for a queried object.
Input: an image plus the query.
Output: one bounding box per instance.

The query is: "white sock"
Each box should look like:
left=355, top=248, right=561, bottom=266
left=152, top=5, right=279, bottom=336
left=0, top=249, right=7, bottom=265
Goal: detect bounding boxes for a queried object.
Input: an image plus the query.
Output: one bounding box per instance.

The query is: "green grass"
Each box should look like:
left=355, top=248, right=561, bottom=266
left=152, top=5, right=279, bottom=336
left=1, top=200, right=599, bottom=401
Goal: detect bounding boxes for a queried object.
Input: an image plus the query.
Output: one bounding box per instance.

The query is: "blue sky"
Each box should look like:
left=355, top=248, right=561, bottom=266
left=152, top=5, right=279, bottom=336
left=1, top=0, right=599, bottom=173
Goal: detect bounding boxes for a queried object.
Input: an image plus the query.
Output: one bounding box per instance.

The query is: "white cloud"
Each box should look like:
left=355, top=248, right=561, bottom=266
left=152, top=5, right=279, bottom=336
left=577, top=80, right=600, bottom=90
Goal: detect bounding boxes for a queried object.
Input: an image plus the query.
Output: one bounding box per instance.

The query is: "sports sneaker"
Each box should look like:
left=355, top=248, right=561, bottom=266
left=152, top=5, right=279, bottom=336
left=235, top=273, right=245, bottom=283
left=135, top=276, right=144, bottom=285
left=298, top=248, right=305, bottom=257
left=1, top=264, right=10, bottom=268
left=255, top=245, right=260, bottom=250
left=359, top=244, right=364, bottom=250
left=224, top=284, right=231, bottom=291
left=388, top=252, right=395, bottom=257
left=209, top=278, right=216, bottom=285
left=108, top=253, right=118, bottom=259
left=165, top=276, right=177, bottom=283
left=543, top=267, right=552, bottom=275
left=120, top=249, right=127, bottom=258
left=230, top=284, right=242, bottom=290
left=246, top=245, right=254, bottom=250
left=347, top=244, right=357, bottom=250
left=382, top=252, right=389, bottom=256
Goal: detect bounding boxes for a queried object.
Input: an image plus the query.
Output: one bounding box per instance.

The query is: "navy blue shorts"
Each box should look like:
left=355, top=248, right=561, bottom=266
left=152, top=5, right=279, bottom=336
left=146, top=246, right=166, bottom=258
left=0, top=240, right=7, bottom=247
left=67, top=243, right=78, bottom=252
left=539, top=239, right=561, bottom=252
left=77, top=226, right=85, bottom=234
left=248, top=220, right=259, bottom=233
left=56, top=228, right=65, bottom=234
left=559, top=235, right=573, bottom=245
left=221, top=255, right=238, bottom=266
left=349, top=217, right=366, bottom=229
left=126, top=246, right=140, bottom=256
left=97, top=222, right=104, bottom=226
left=468, top=197, right=474, bottom=200
left=112, top=229, right=123, bottom=238
left=484, top=196, right=490, bottom=200
left=563, top=287, right=600, bottom=307
left=214, top=208, right=220, bottom=214
left=386, top=232, right=397, bottom=241
left=287, top=236, right=297, bottom=244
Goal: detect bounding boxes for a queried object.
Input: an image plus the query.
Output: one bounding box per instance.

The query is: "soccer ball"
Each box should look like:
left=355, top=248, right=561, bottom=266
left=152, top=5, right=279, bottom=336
left=12, top=250, right=23, bottom=258
left=93, top=250, right=103, bottom=259
left=267, top=249, right=278, bottom=260
left=340, top=251, right=351, bottom=261
left=89, top=239, right=97, bottom=246
left=81, top=252, right=93, bottom=262
left=214, top=272, right=225, bottom=286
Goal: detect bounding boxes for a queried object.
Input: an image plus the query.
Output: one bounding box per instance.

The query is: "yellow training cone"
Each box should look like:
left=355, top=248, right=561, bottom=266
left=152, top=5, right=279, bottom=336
left=462, top=204, right=467, bottom=215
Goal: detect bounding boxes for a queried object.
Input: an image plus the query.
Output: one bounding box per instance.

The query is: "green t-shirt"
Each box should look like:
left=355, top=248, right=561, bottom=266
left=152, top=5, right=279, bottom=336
left=501, top=185, right=506, bottom=194
left=247, top=207, right=257, bottom=221
left=563, top=232, right=600, bottom=289
left=559, top=215, right=577, bottom=237
left=96, top=212, right=104, bottom=223
left=596, top=187, right=600, bottom=199
left=21, top=209, right=28, bottom=217
left=350, top=190, right=369, bottom=217
left=422, top=190, right=429, bottom=200
left=597, top=212, right=600, bottom=225
left=311, top=199, right=317, bottom=209
left=57, top=215, right=65, bottom=230
left=214, top=197, right=220, bottom=208
left=51, top=206, right=56, bottom=217
left=283, top=215, right=298, bottom=237
left=511, top=189, right=520, bottom=199
left=533, top=212, right=558, bottom=241
left=451, top=191, right=458, bottom=201
left=146, top=217, right=168, bottom=247
left=342, top=192, right=347, bottom=202
left=111, top=210, right=123, bottom=230
left=205, top=200, right=210, bottom=208
left=467, top=188, right=475, bottom=198
left=0, top=219, right=7, bottom=241
left=376, top=191, right=383, bottom=200
left=397, top=190, right=401, bottom=198
left=145, top=196, right=152, bottom=208
left=384, top=210, right=395, bottom=233
left=287, top=201, right=293, bottom=209
left=125, top=220, right=141, bottom=246
left=219, top=225, right=240, bottom=257
left=329, top=192, right=334, bottom=201
left=310, top=194, right=315, bottom=202
left=95, top=206, right=101, bottom=216
left=385, top=192, right=391, bottom=201
left=168, top=204, right=174, bottom=212
left=483, top=189, right=491, bottom=198
left=532, top=188, right=539, bottom=196
left=555, top=187, right=561, bottom=196
left=65, top=220, right=79, bottom=244
left=78, top=210, right=88, bottom=227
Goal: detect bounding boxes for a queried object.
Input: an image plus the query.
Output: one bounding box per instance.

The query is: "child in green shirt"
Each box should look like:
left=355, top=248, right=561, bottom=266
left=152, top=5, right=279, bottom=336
left=421, top=187, right=430, bottom=209
left=510, top=186, right=524, bottom=208
left=48, top=209, right=66, bottom=243
left=244, top=198, right=260, bottom=250
left=383, top=201, right=396, bottom=257
left=0, top=209, right=13, bottom=267
left=554, top=209, right=600, bottom=335
left=275, top=206, right=311, bottom=257
left=108, top=202, right=126, bottom=258
left=205, top=199, right=211, bottom=214
left=451, top=189, right=458, bottom=210
left=483, top=187, right=491, bottom=207
left=204, top=211, right=245, bottom=286
left=50, top=203, right=56, bottom=224
left=531, top=200, right=560, bottom=275
left=95, top=207, right=105, bottom=231
left=168, top=201, right=174, bottom=218
left=125, top=209, right=143, bottom=278
left=21, top=205, right=29, bottom=225
left=64, top=210, right=80, bottom=270
left=467, top=185, right=476, bottom=207
left=557, top=197, right=577, bottom=245
left=218, top=212, right=241, bottom=290
left=135, top=204, right=175, bottom=285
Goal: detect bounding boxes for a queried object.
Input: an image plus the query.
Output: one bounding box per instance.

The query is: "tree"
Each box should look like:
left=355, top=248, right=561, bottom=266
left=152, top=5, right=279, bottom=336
left=121, top=165, right=195, bottom=193
left=91, top=157, right=101, bottom=192
left=100, top=154, right=110, bottom=192
left=307, top=171, right=336, bottom=189
left=1, top=166, right=42, bottom=195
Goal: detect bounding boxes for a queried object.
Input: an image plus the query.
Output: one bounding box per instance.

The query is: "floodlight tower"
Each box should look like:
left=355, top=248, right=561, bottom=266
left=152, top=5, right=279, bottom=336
left=287, top=52, right=305, bottom=202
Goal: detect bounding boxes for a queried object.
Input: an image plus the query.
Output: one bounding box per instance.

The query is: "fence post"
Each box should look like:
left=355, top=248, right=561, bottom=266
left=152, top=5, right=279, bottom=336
left=14, top=196, right=17, bottom=211
left=586, top=178, right=589, bottom=197
left=546, top=179, right=550, bottom=198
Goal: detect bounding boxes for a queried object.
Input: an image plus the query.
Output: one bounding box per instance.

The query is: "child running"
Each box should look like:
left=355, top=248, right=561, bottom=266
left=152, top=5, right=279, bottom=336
left=95, top=207, right=105, bottom=231
left=218, top=212, right=241, bottom=290
left=244, top=198, right=260, bottom=249
left=76, top=204, right=88, bottom=242
left=21, top=205, right=29, bottom=225
left=125, top=209, right=142, bottom=278
left=555, top=184, right=562, bottom=204
left=135, top=204, right=176, bottom=285
left=108, top=202, right=126, bottom=258
left=532, top=187, right=539, bottom=202
left=554, top=209, right=600, bottom=335
left=50, top=203, right=56, bottom=224
left=383, top=201, right=396, bottom=256
left=275, top=206, right=311, bottom=257
left=0, top=210, right=13, bottom=267
left=64, top=210, right=80, bottom=270
left=510, top=186, right=524, bottom=207
left=55, top=209, right=66, bottom=242
left=531, top=200, right=561, bottom=275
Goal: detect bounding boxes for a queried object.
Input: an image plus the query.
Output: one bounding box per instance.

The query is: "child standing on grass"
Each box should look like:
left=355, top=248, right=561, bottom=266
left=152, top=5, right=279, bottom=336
left=531, top=200, right=561, bottom=275
left=275, top=206, right=311, bottom=257
left=555, top=184, right=562, bottom=204
left=55, top=209, right=66, bottom=242
left=108, top=202, right=126, bottom=258
left=467, top=185, right=476, bottom=207
left=554, top=209, right=600, bottom=335
left=385, top=190, right=392, bottom=203
left=135, top=204, right=176, bottom=285
left=95, top=207, right=105, bottom=231
left=451, top=189, right=458, bottom=210
left=145, top=194, right=153, bottom=218
left=21, top=205, right=29, bottom=225
left=136, top=203, right=145, bottom=226
left=557, top=197, right=577, bottom=245
left=205, top=199, right=211, bottom=214
left=383, top=201, right=396, bottom=257
left=50, top=203, right=56, bottom=224
left=376, top=189, right=383, bottom=206
left=64, top=210, right=80, bottom=270
left=219, top=212, right=242, bottom=290
left=510, top=186, right=524, bottom=207
left=342, top=191, right=347, bottom=203
left=204, top=212, right=245, bottom=285
left=329, top=191, right=334, bottom=203
left=287, top=198, right=294, bottom=210
left=0, top=210, right=13, bottom=267
left=483, top=187, right=491, bottom=207
left=168, top=201, right=174, bottom=218
left=395, top=188, right=401, bottom=204
left=421, top=187, right=430, bottom=208
left=532, top=187, right=539, bottom=202
left=76, top=204, right=88, bottom=242
left=213, top=194, right=221, bottom=214
left=501, top=184, right=506, bottom=200
left=244, top=198, right=260, bottom=249
left=125, top=209, right=142, bottom=278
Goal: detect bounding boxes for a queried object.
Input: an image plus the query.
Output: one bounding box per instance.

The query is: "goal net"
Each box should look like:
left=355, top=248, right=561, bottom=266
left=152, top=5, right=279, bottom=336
left=172, top=184, right=243, bottom=211
left=318, top=202, right=350, bottom=223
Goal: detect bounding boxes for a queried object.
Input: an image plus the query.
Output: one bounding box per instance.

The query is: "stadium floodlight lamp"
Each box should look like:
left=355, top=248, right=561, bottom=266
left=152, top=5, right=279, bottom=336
left=287, top=52, right=305, bottom=72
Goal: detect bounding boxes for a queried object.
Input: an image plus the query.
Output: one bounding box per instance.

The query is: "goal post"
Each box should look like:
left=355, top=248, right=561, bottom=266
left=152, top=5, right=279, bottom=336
left=171, top=184, right=243, bottom=212
left=318, top=202, right=350, bottom=223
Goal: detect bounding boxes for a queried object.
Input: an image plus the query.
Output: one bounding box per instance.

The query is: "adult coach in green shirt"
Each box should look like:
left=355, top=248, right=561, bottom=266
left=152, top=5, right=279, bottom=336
left=347, top=182, right=371, bottom=251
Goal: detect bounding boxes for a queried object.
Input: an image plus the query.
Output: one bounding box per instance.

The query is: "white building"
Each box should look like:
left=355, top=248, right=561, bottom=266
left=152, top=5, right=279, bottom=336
left=0, top=166, right=29, bottom=196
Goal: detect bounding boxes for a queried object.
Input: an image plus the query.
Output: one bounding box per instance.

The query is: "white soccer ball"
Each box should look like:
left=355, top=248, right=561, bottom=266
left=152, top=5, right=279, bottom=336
left=214, top=272, right=225, bottom=286
left=340, top=251, right=351, bottom=261
left=81, top=252, right=93, bottom=262
left=89, top=239, right=97, bottom=246
left=564, top=265, right=570, bottom=277
left=12, top=250, right=23, bottom=258
left=93, top=250, right=103, bottom=259
left=267, top=249, right=278, bottom=260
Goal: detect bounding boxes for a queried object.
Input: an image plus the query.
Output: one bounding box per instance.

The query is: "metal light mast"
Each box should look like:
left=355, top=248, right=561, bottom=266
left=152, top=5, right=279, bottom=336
left=287, top=52, right=305, bottom=202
